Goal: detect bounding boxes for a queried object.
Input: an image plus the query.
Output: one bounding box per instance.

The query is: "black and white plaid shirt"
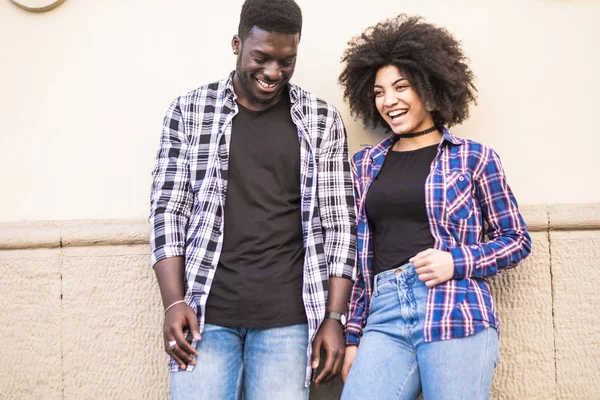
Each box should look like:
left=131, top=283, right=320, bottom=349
left=149, top=72, right=357, bottom=385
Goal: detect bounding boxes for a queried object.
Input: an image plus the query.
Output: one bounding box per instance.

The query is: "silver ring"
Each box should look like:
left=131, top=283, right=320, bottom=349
left=168, top=340, right=177, bottom=350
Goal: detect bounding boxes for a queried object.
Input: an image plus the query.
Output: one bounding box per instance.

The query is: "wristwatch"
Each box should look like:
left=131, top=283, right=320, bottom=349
left=325, top=312, right=347, bottom=328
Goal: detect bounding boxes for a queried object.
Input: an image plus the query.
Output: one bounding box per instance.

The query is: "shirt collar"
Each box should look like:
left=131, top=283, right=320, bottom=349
left=222, top=71, right=236, bottom=102
left=369, top=126, right=464, bottom=160
left=441, top=127, right=463, bottom=146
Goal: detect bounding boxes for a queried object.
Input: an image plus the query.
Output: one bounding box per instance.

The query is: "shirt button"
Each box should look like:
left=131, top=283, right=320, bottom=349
left=459, top=176, right=465, bottom=181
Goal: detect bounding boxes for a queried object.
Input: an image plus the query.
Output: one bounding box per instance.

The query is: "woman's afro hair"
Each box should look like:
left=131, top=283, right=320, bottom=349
left=339, top=14, right=477, bottom=129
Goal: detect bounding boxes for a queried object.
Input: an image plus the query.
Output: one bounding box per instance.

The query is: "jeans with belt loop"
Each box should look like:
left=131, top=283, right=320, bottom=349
left=342, top=263, right=498, bottom=400
left=171, top=324, right=309, bottom=400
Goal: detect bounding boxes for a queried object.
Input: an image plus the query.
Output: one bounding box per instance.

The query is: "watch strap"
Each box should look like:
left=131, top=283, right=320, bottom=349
left=325, top=312, right=346, bottom=326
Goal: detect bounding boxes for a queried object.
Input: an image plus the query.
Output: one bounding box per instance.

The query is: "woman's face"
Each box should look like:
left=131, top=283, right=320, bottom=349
left=373, top=65, right=434, bottom=134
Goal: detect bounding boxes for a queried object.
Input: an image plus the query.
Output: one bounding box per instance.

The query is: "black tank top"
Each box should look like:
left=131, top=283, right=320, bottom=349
left=365, top=144, right=437, bottom=275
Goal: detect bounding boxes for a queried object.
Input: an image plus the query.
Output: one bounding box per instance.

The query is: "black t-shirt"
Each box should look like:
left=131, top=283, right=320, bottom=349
left=204, top=93, right=307, bottom=328
left=365, top=144, right=438, bottom=275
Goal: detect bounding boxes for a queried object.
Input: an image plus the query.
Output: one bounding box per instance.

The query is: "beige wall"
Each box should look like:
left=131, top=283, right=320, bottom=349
left=1, top=204, right=599, bottom=399
left=2, top=1, right=600, bottom=398
left=1, top=0, right=600, bottom=223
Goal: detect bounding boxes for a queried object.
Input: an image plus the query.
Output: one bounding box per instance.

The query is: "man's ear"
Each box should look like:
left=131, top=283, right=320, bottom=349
left=232, top=35, right=241, bottom=55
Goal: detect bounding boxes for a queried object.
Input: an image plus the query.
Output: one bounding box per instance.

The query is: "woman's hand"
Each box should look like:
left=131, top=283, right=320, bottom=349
left=410, top=249, right=454, bottom=287
left=341, top=345, right=358, bottom=382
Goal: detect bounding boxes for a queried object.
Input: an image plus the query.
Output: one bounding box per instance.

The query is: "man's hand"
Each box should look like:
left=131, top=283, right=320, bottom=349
left=154, top=257, right=201, bottom=370
left=311, top=319, right=345, bottom=384
left=410, top=248, right=455, bottom=288
left=341, top=345, right=357, bottom=382
left=163, top=302, right=201, bottom=370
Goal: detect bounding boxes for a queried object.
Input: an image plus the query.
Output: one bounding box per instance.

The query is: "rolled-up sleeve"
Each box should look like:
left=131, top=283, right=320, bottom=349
left=149, top=98, right=193, bottom=267
left=346, top=154, right=367, bottom=345
left=346, top=276, right=366, bottom=346
left=317, top=109, right=357, bottom=280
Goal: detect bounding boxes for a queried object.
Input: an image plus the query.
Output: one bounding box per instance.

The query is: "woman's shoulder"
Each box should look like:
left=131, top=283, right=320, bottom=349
left=459, top=138, right=493, bottom=153
left=352, top=135, right=394, bottom=165
left=450, top=137, right=504, bottom=179
left=352, top=145, right=373, bottom=164
left=442, top=130, right=493, bottom=159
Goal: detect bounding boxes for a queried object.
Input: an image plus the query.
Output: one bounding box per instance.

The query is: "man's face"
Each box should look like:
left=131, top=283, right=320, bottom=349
left=232, top=27, right=300, bottom=111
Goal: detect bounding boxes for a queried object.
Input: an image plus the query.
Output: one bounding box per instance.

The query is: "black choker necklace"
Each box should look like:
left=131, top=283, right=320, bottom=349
left=394, top=125, right=438, bottom=139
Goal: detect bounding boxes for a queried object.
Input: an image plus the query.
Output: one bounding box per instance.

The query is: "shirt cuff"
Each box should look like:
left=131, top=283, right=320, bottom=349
left=328, top=262, right=356, bottom=281
left=345, top=324, right=362, bottom=346
left=151, top=243, right=186, bottom=267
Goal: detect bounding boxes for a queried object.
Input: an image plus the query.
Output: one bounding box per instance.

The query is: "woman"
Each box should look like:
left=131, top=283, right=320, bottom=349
left=338, top=15, right=531, bottom=400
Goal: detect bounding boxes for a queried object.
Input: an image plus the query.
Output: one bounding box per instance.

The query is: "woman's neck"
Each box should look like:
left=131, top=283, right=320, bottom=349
left=391, top=130, right=443, bottom=152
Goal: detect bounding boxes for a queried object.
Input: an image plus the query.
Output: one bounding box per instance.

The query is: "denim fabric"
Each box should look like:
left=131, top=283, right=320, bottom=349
left=171, top=324, right=309, bottom=400
left=342, top=264, right=498, bottom=400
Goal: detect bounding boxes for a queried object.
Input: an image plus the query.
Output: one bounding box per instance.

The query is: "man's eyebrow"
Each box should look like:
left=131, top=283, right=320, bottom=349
left=249, top=50, right=297, bottom=59
left=250, top=50, right=268, bottom=57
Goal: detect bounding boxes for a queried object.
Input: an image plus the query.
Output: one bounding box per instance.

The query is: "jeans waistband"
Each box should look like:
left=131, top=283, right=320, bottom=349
left=373, top=263, right=415, bottom=295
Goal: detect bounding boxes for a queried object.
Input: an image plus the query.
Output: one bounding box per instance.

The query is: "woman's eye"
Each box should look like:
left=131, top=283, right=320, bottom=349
left=374, top=91, right=383, bottom=97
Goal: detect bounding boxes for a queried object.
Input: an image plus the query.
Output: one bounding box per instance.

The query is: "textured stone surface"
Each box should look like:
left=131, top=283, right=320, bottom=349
left=0, top=249, right=62, bottom=399
left=2, top=208, right=600, bottom=399
left=551, top=230, right=600, bottom=399
left=61, top=245, right=168, bottom=399
left=490, top=231, right=555, bottom=399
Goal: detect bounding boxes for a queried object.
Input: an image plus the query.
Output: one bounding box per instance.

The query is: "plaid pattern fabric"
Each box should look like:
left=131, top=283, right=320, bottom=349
left=149, top=72, right=357, bottom=385
left=346, top=128, right=531, bottom=345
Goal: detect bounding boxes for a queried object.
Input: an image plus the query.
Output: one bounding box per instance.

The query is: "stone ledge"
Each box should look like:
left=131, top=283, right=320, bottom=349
left=548, top=204, right=600, bottom=231
left=0, top=220, right=62, bottom=250
left=519, top=205, right=548, bottom=232
left=0, top=204, right=599, bottom=250
left=0, top=219, right=148, bottom=250
left=61, top=219, right=149, bottom=248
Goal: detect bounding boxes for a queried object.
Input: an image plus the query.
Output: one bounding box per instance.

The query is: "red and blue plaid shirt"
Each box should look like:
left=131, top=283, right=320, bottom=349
left=346, top=128, right=531, bottom=345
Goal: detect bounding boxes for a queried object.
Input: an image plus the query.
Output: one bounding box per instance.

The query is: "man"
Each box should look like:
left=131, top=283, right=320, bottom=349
left=149, top=0, right=357, bottom=398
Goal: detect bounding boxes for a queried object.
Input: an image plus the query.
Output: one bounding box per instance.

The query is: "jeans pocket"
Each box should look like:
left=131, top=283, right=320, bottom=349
left=369, top=280, right=396, bottom=317
left=373, top=279, right=396, bottom=297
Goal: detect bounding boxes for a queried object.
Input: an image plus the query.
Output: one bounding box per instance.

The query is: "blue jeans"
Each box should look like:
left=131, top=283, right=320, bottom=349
left=342, top=264, right=498, bottom=400
left=170, top=323, right=309, bottom=400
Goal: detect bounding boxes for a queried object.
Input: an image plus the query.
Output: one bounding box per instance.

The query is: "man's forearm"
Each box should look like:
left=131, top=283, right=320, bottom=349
left=154, top=256, right=186, bottom=309
left=326, top=276, right=353, bottom=314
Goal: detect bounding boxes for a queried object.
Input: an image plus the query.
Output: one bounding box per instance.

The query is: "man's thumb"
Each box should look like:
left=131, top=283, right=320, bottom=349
left=311, top=344, right=321, bottom=369
left=187, top=314, right=201, bottom=340
left=311, top=354, right=320, bottom=369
